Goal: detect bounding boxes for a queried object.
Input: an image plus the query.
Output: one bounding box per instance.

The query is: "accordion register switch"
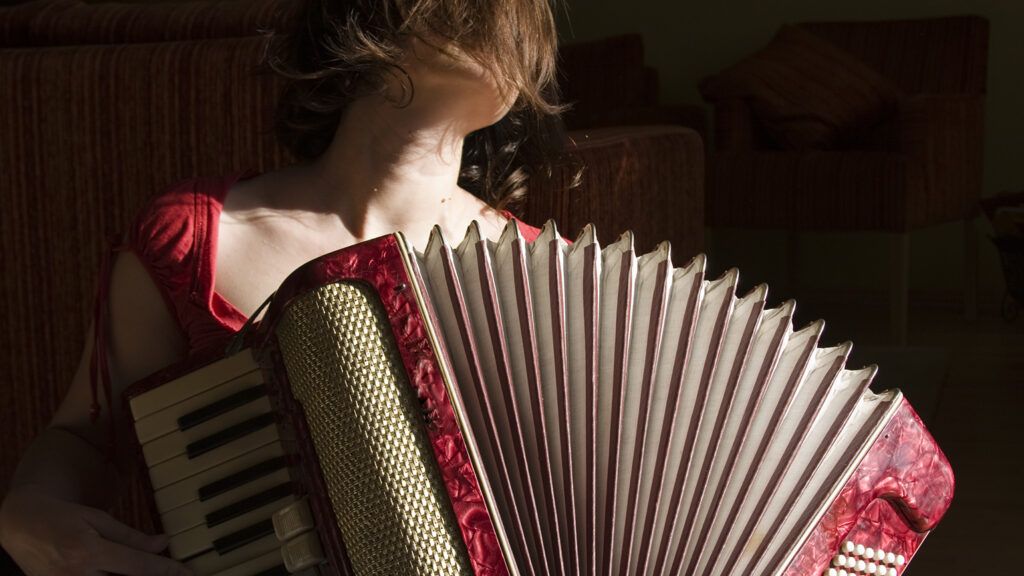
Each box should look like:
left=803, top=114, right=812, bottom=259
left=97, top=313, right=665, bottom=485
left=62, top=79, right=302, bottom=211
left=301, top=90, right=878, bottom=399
left=124, top=220, right=954, bottom=576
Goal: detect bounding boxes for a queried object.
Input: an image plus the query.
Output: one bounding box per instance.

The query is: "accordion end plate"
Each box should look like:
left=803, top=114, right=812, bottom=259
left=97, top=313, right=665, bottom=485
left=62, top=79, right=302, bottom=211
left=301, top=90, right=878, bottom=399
left=783, top=397, right=954, bottom=576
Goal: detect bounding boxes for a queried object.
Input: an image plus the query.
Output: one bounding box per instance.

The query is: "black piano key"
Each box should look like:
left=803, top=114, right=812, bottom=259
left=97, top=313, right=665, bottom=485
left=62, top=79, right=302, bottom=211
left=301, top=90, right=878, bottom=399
left=252, top=565, right=290, bottom=576
left=205, top=483, right=294, bottom=528
left=212, top=518, right=276, bottom=556
left=186, top=413, right=276, bottom=460
left=198, top=456, right=288, bottom=502
left=178, top=386, right=267, bottom=431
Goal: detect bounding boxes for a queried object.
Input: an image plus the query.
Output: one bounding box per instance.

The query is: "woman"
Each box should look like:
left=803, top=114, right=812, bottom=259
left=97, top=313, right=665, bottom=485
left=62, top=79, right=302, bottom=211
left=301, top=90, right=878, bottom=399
left=0, top=0, right=567, bottom=573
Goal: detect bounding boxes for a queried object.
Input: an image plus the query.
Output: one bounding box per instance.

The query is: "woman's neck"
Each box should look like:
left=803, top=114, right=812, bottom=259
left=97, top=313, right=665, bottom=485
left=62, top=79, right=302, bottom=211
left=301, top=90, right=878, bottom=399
left=300, top=90, right=500, bottom=247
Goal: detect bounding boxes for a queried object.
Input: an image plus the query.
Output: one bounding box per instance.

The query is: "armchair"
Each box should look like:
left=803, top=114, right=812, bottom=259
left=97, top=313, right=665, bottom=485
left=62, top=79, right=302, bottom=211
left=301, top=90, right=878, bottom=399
left=703, top=16, right=988, bottom=344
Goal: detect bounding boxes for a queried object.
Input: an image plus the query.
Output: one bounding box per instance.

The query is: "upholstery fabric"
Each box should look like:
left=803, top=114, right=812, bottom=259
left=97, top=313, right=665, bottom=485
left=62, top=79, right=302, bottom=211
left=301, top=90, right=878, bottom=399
left=528, top=126, right=705, bottom=259
left=558, top=34, right=649, bottom=126
left=802, top=16, right=989, bottom=95
left=0, top=34, right=291, bottom=531
left=557, top=33, right=707, bottom=138
left=0, top=0, right=290, bottom=47
left=704, top=16, right=987, bottom=233
left=701, top=24, right=903, bottom=149
left=710, top=151, right=922, bottom=231
left=0, top=0, right=705, bottom=529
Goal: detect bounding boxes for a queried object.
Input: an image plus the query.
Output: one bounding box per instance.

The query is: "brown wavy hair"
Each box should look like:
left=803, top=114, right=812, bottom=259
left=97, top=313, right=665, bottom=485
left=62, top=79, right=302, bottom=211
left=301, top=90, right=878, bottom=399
left=260, top=0, right=570, bottom=210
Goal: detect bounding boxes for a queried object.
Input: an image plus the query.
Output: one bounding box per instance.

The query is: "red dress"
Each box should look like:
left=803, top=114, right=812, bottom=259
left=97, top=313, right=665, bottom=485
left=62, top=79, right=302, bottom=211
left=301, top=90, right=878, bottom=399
left=89, top=168, right=542, bottom=420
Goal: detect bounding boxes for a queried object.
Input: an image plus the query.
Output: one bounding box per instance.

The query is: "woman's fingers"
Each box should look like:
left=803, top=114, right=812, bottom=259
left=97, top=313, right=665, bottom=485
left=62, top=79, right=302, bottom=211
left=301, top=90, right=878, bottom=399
left=83, top=510, right=168, bottom=554
left=0, top=489, right=189, bottom=576
left=92, top=537, right=192, bottom=576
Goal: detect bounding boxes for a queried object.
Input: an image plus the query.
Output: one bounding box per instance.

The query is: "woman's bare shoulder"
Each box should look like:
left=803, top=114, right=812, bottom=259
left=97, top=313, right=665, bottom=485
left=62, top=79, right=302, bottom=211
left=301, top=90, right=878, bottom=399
left=50, top=249, right=186, bottom=435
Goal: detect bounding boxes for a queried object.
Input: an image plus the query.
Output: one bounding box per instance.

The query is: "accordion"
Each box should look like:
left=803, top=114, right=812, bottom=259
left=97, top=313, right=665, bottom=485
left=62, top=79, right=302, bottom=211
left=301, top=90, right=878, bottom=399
left=124, top=221, right=954, bottom=576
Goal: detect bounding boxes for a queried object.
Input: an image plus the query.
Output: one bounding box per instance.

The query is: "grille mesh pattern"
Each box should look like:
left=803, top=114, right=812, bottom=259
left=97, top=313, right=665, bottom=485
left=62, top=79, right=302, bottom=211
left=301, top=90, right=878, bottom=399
left=275, top=281, right=471, bottom=575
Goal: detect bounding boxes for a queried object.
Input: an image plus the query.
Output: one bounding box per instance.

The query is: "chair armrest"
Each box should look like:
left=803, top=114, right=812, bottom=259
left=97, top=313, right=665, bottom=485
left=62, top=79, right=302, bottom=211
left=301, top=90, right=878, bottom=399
left=525, top=126, right=705, bottom=261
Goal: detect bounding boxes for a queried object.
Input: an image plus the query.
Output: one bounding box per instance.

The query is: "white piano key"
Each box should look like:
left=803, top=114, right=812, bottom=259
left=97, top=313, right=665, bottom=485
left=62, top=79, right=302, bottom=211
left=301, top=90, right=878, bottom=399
left=130, top=352, right=259, bottom=421
left=206, top=549, right=283, bottom=576
left=142, top=397, right=274, bottom=467
left=168, top=495, right=296, bottom=559
left=134, top=370, right=265, bottom=444
left=154, top=441, right=285, bottom=513
left=160, top=468, right=293, bottom=535
left=149, top=426, right=280, bottom=490
left=185, top=533, right=281, bottom=576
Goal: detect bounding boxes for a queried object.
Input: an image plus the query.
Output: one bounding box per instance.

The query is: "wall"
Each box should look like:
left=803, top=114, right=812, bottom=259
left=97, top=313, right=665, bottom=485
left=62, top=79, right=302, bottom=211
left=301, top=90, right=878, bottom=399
left=559, top=0, right=1023, bottom=311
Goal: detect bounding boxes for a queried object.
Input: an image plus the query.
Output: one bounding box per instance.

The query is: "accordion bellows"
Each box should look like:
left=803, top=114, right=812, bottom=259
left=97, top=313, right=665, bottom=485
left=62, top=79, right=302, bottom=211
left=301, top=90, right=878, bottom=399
left=124, top=220, right=954, bottom=576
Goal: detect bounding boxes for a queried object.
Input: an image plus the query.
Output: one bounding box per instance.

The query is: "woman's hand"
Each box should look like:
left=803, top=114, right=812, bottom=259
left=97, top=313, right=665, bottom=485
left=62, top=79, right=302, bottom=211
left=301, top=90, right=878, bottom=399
left=0, top=488, right=192, bottom=576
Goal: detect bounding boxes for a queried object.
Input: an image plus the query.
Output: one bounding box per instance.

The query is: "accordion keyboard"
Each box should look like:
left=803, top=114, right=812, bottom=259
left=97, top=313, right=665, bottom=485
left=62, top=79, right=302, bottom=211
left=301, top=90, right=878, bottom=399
left=129, top=352, right=325, bottom=576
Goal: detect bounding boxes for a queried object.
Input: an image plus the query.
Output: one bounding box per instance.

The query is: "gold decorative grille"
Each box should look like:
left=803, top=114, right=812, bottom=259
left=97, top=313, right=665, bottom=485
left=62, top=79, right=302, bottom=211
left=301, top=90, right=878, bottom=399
left=275, top=281, right=471, bottom=576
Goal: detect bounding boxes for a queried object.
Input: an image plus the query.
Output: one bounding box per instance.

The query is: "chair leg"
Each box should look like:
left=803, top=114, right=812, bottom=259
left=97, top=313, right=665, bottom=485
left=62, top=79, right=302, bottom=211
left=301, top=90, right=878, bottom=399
left=890, top=233, right=910, bottom=346
left=964, top=217, right=979, bottom=321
